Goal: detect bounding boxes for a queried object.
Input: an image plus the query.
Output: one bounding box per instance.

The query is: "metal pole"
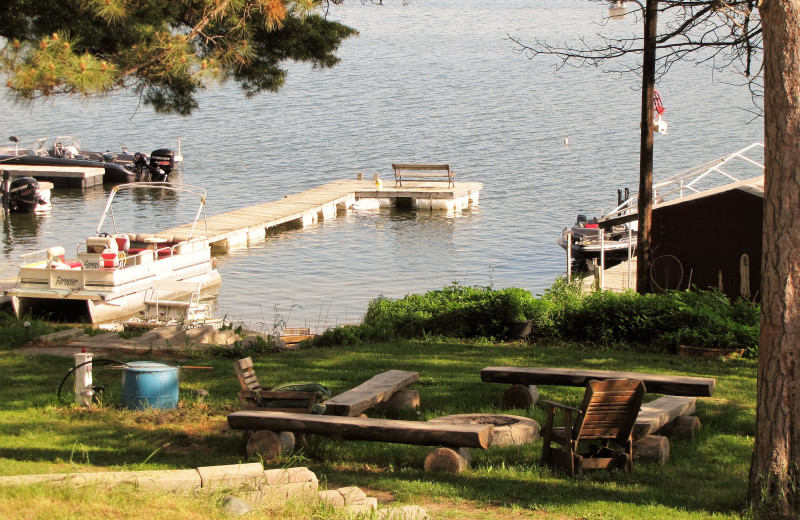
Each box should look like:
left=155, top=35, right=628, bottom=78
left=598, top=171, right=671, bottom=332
left=599, top=227, right=605, bottom=290
left=2, top=171, right=9, bottom=215
left=567, top=230, right=573, bottom=281
left=636, top=0, right=658, bottom=294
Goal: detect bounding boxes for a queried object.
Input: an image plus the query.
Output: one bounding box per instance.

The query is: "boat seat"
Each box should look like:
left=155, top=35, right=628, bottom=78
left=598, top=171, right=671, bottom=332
left=86, top=236, right=118, bottom=254
left=46, top=246, right=82, bottom=269
left=112, top=234, right=130, bottom=252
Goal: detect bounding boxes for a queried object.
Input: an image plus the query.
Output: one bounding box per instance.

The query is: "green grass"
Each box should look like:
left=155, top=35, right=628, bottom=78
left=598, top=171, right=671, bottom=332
left=0, top=339, right=756, bottom=519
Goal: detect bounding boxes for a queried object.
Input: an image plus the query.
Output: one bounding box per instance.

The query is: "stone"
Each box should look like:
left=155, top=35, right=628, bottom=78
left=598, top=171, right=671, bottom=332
left=221, top=495, right=253, bottom=515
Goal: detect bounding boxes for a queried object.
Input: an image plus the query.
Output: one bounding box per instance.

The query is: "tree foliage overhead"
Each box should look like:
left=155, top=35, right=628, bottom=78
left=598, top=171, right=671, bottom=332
left=511, top=0, right=762, bottom=99
left=0, top=0, right=358, bottom=115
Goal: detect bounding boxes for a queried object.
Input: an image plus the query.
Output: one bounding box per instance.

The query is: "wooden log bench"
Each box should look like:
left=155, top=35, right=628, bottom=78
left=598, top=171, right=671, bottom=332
left=481, top=366, right=712, bottom=465
left=324, top=369, right=420, bottom=417
left=227, top=410, right=493, bottom=473
left=392, top=163, right=455, bottom=188
left=480, top=366, right=716, bottom=398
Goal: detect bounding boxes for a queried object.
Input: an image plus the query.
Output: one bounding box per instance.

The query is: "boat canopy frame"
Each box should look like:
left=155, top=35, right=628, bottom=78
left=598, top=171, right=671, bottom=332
left=95, top=182, right=210, bottom=240
left=598, top=142, right=764, bottom=228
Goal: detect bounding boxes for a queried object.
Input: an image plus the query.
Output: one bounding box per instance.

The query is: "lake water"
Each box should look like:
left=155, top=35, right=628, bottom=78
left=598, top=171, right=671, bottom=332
left=0, top=0, right=762, bottom=331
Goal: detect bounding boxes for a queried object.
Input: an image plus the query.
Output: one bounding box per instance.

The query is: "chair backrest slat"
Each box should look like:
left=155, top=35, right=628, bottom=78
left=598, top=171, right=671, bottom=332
left=234, top=357, right=264, bottom=392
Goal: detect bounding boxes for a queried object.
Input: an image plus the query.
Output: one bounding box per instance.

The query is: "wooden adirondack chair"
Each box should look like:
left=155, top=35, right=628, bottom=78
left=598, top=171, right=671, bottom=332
left=234, top=357, right=316, bottom=413
left=540, top=378, right=646, bottom=477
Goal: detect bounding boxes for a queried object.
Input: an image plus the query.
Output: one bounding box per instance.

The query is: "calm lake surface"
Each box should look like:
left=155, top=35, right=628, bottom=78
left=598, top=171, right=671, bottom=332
left=0, top=0, right=762, bottom=331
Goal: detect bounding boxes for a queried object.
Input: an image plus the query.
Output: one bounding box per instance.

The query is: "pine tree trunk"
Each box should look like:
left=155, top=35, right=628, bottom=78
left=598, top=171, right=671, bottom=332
left=749, top=1, right=800, bottom=515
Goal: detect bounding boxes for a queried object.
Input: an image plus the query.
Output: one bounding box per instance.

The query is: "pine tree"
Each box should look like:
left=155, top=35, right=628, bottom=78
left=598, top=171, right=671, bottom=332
left=0, top=0, right=357, bottom=115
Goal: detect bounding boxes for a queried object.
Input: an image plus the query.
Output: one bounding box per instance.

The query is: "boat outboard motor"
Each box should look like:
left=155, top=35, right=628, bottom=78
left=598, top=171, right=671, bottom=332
left=5, top=177, right=45, bottom=212
left=149, top=149, right=176, bottom=180
left=129, top=151, right=164, bottom=182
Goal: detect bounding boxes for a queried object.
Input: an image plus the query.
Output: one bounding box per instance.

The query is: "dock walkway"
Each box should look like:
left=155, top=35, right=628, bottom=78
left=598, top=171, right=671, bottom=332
left=163, top=178, right=482, bottom=252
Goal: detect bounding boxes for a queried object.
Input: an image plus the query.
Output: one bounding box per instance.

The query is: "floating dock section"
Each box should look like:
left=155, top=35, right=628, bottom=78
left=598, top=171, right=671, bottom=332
left=162, top=178, right=482, bottom=253
left=2, top=164, right=105, bottom=188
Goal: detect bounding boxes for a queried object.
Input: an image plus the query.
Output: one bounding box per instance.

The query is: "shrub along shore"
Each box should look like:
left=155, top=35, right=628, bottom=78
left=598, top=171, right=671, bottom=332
left=0, top=281, right=759, bottom=519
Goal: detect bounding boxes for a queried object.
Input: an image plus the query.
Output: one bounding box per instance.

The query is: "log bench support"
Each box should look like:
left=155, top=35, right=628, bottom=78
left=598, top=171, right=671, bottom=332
left=632, top=395, right=699, bottom=464
left=227, top=410, right=494, bottom=474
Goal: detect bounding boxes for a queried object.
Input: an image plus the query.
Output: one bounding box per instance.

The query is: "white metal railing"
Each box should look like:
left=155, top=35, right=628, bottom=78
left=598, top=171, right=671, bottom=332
left=601, top=142, right=764, bottom=223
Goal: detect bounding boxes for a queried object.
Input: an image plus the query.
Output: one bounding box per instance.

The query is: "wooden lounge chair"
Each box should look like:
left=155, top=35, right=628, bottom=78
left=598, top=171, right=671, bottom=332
left=540, top=378, right=646, bottom=476
left=234, top=357, right=317, bottom=413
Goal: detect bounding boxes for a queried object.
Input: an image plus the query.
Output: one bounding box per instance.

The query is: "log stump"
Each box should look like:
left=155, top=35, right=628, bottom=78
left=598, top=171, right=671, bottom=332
left=424, top=447, right=471, bottom=474
left=246, top=430, right=296, bottom=460
left=501, top=384, right=539, bottom=409
left=374, top=389, right=420, bottom=415
left=656, top=415, right=701, bottom=440
left=633, top=435, right=670, bottom=464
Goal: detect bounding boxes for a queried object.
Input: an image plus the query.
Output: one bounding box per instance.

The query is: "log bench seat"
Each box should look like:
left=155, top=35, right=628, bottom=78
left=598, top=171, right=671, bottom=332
left=227, top=410, right=493, bottom=473
left=633, top=395, right=697, bottom=439
left=480, top=366, right=716, bottom=397
left=324, top=369, right=420, bottom=417
left=392, top=163, right=455, bottom=188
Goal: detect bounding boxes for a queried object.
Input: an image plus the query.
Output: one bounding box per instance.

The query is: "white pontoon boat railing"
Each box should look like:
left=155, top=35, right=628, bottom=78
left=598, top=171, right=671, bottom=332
left=96, top=182, right=209, bottom=240
left=600, top=142, right=765, bottom=224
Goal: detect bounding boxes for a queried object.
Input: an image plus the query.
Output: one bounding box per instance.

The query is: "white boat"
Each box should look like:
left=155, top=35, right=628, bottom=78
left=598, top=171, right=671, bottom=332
left=557, top=212, right=636, bottom=263
left=5, top=182, right=221, bottom=323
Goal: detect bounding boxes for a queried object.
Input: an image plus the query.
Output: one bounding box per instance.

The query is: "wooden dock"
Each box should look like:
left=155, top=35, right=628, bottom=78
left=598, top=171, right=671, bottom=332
left=163, top=178, right=482, bottom=252
left=578, top=258, right=637, bottom=293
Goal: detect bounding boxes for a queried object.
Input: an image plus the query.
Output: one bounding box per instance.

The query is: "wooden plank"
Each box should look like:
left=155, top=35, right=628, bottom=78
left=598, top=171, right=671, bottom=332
left=634, top=395, right=696, bottom=439
left=227, top=411, right=493, bottom=449
left=325, top=370, right=419, bottom=417
left=480, top=366, right=715, bottom=397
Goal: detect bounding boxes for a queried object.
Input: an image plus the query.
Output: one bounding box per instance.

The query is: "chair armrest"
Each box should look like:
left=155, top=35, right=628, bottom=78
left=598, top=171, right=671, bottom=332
left=541, top=400, right=582, bottom=414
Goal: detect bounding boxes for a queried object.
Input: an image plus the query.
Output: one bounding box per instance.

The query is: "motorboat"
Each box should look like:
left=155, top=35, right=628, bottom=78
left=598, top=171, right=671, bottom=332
left=0, top=136, right=180, bottom=184
left=557, top=212, right=636, bottom=264
left=5, top=182, right=221, bottom=323
left=1, top=177, right=53, bottom=213
left=557, top=142, right=766, bottom=269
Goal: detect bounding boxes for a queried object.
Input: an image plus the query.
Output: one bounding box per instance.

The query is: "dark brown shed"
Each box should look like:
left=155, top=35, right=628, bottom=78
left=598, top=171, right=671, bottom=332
left=649, top=176, right=763, bottom=301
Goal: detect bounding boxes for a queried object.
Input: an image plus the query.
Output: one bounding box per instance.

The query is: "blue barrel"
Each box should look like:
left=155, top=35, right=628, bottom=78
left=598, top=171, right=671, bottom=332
left=121, top=361, right=179, bottom=410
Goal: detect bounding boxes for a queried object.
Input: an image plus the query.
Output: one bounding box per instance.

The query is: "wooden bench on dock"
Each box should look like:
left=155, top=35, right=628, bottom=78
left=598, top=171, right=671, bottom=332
left=324, top=369, right=420, bottom=417
left=481, top=366, right=714, bottom=464
left=393, top=163, right=455, bottom=188
left=227, top=410, right=493, bottom=473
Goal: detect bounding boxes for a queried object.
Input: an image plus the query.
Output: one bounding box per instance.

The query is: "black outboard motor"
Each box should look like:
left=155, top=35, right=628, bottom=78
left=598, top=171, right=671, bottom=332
left=5, top=177, right=46, bottom=212
left=130, top=149, right=175, bottom=182
left=149, top=149, right=176, bottom=177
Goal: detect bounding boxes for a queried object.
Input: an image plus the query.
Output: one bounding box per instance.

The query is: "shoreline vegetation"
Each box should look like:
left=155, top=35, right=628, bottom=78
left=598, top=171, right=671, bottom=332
left=0, top=281, right=759, bottom=519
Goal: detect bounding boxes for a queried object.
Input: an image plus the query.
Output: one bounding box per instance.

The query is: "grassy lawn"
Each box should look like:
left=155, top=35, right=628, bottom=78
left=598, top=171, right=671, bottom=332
left=0, top=339, right=756, bottom=519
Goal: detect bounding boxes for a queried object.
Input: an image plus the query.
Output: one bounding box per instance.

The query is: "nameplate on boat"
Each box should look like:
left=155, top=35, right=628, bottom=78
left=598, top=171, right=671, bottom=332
left=49, top=270, right=83, bottom=290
